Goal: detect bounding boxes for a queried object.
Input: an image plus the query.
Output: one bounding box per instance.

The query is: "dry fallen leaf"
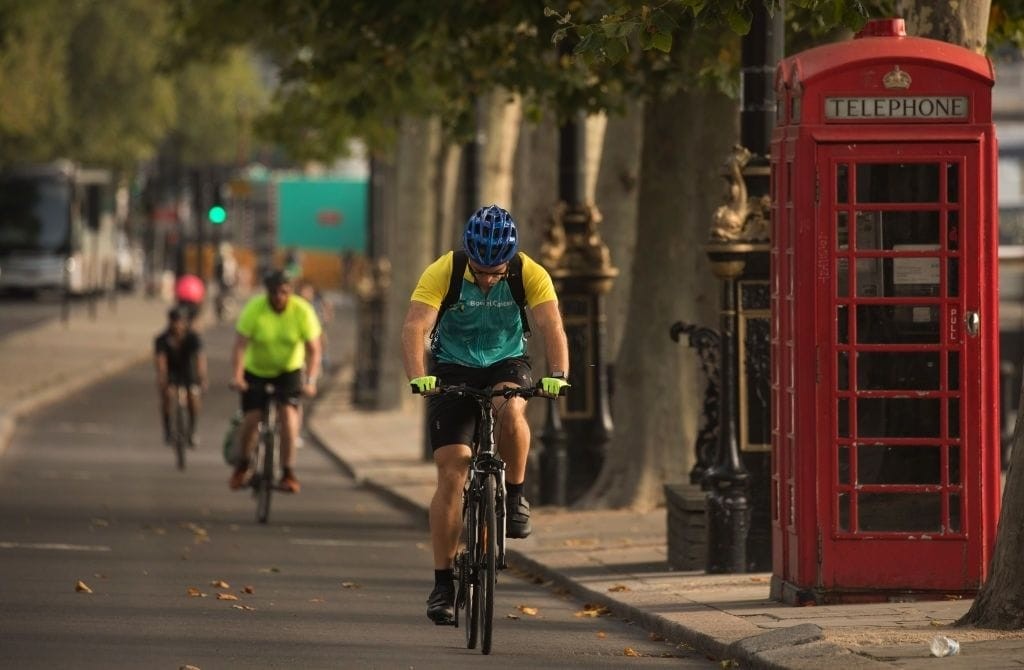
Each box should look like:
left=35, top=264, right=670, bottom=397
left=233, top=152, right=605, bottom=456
left=649, top=632, right=666, bottom=642
left=596, top=631, right=607, bottom=639
left=506, top=614, right=520, bottom=620
left=340, top=581, right=361, bottom=589
left=607, top=584, right=629, bottom=593
left=75, top=580, right=93, bottom=594
left=309, top=598, right=325, bottom=603
left=574, top=604, right=610, bottom=618
left=517, top=605, right=539, bottom=616
left=216, top=593, right=239, bottom=601
left=232, top=604, right=256, bottom=612
left=242, top=586, right=255, bottom=594
left=180, top=665, right=202, bottom=670
left=624, top=647, right=640, bottom=657
left=211, top=580, right=230, bottom=589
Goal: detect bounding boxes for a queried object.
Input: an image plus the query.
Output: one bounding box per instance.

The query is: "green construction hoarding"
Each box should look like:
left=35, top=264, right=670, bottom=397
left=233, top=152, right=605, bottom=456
left=275, top=178, right=368, bottom=252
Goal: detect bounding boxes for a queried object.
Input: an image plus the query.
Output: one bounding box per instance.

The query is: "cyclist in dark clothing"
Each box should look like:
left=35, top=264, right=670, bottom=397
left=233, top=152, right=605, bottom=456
left=154, top=307, right=207, bottom=446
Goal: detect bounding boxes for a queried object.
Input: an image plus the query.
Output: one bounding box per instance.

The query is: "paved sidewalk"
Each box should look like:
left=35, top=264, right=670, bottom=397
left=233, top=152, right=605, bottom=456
left=4, top=294, right=1024, bottom=667
left=307, top=370, right=1024, bottom=669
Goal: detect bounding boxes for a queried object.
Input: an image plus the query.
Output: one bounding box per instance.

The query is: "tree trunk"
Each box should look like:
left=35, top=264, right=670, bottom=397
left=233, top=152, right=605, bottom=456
left=895, top=0, right=991, bottom=53
left=592, top=101, right=644, bottom=361
left=480, top=87, right=522, bottom=208
left=375, top=114, right=442, bottom=411
left=577, top=85, right=738, bottom=510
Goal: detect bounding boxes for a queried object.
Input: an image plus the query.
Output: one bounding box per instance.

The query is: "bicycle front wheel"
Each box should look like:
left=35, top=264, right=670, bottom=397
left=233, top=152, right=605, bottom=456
left=480, top=474, right=498, bottom=655
left=461, top=486, right=479, bottom=649
left=174, top=392, right=187, bottom=471
left=255, top=428, right=274, bottom=524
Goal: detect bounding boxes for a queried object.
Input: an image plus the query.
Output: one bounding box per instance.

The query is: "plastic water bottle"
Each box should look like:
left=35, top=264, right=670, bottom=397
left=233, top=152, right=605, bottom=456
left=929, top=635, right=960, bottom=657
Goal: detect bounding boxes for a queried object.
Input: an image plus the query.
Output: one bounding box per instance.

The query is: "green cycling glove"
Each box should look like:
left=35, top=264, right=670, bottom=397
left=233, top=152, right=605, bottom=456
left=540, top=376, right=570, bottom=397
left=410, top=375, right=438, bottom=394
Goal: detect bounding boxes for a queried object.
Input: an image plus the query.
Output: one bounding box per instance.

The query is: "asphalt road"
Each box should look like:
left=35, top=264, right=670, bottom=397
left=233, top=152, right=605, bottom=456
left=0, top=322, right=715, bottom=669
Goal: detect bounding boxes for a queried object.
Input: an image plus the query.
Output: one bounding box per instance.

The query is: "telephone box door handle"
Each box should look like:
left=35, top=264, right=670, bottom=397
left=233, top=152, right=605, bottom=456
left=966, top=311, right=980, bottom=337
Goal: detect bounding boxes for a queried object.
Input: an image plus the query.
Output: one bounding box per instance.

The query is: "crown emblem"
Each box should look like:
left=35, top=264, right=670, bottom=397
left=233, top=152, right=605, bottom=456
left=883, top=65, right=911, bottom=89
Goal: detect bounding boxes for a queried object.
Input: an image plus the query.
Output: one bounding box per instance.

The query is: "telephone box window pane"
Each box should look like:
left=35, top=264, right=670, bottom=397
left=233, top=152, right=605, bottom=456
left=949, top=398, right=961, bottom=438
left=857, top=351, right=940, bottom=390
left=838, top=492, right=850, bottom=531
left=949, top=493, right=962, bottom=533
left=947, top=210, right=959, bottom=250
left=837, top=211, right=849, bottom=249
left=857, top=398, right=941, bottom=438
left=948, top=258, right=959, bottom=297
left=855, top=258, right=883, bottom=297
left=838, top=398, right=850, bottom=437
left=837, top=306, right=849, bottom=343
left=839, top=446, right=850, bottom=484
left=947, top=163, right=959, bottom=203
left=948, top=352, right=959, bottom=390
left=858, top=493, right=941, bottom=532
left=876, top=211, right=940, bottom=249
left=838, top=258, right=849, bottom=297
left=857, top=305, right=939, bottom=343
left=855, top=211, right=882, bottom=249
left=856, top=163, right=940, bottom=203
left=838, top=351, right=849, bottom=390
left=857, top=445, right=940, bottom=484
left=837, top=164, right=849, bottom=203
left=950, top=445, right=962, bottom=484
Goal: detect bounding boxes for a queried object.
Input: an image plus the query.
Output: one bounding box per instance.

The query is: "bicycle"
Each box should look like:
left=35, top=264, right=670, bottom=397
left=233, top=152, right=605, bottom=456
left=250, top=383, right=282, bottom=524
left=413, top=382, right=563, bottom=655
left=168, top=383, right=191, bottom=471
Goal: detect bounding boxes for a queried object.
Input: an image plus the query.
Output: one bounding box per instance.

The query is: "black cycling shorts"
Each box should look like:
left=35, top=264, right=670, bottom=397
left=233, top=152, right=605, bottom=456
left=426, top=356, right=533, bottom=452
left=241, top=369, right=303, bottom=413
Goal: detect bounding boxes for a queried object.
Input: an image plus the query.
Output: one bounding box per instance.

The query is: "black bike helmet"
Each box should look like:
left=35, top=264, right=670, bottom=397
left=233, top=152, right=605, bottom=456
left=263, top=269, right=291, bottom=291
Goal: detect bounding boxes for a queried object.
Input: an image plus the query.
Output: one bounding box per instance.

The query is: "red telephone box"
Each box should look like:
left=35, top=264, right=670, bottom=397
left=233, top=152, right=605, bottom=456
left=769, top=19, right=1000, bottom=604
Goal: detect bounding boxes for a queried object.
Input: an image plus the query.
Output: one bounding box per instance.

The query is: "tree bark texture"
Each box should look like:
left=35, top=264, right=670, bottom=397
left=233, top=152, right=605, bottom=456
left=895, top=0, right=991, bottom=53
left=577, top=85, right=737, bottom=510
left=376, top=115, right=442, bottom=411
left=480, top=87, right=522, bottom=209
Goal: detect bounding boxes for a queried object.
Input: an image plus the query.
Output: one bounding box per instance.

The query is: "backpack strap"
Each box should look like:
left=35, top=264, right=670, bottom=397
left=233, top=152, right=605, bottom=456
left=430, top=250, right=468, bottom=338
left=507, top=253, right=531, bottom=338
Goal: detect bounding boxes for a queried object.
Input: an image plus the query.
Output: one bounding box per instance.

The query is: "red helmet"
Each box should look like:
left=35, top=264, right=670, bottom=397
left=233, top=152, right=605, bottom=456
left=175, top=274, right=205, bottom=304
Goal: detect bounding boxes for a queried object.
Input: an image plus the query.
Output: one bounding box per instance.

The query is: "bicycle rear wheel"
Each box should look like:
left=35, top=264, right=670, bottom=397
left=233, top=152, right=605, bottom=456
left=255, top=427, right=274, bottom=524
left=173, top=390, right=187, bottom=471
left=461, top=486, right=480, bottom=649
left=480, top=474, right=497, bottom=655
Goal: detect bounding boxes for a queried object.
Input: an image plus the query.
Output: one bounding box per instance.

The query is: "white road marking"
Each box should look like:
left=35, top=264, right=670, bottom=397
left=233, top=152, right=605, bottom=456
left=288, top=538, right=408, bottom=548
left=0, top=541, right=112, bottom=552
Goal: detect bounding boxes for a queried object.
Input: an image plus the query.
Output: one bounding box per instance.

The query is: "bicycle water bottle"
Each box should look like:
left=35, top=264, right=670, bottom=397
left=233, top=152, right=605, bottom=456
left=929, top=635, right=960, bottom=657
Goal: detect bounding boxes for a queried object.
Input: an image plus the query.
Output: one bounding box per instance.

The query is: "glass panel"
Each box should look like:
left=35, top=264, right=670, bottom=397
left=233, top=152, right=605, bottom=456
left=837, top=211, right=849, bottom=249
left=837, top=306, right=849, bottom=343
left=857, top=398, right=941, bottom=438
left=950, top=445, right=961, bottom=484
left=949, top=398, right=960, bottom=438
left=948, top=351, right=959, bottom=390
left=856, top=163, right=940, bottom=203
left=838, top=351, right=849, bottom=390
left=947, top=163, right=959, bottom=203
left=857, top=305, right=939, bottom=344
left=858, top=493, right=942, bottom=532
left=839, top=446, right=850, bottom=484
left=855, top=258, right=883, bottom=297
left=949, top=493, right=961, bottom=532
left=857, top=445, right=940, bottom=484
left=837, top=164, right=848, bottom=203
left=889, top=256, right=941, bottom=297
left=948, top=258, right=959, bottom=298
left=857, top=211, right=940, bottom=250
left=838, top=398, right=850, bottom=437
left=838, top=258, right=849, bottom=297
left=857, top=351, right=939, bottom=390
left=838, top=492, right=850, bottom=531
left=947, top=210, right=959, bottom=250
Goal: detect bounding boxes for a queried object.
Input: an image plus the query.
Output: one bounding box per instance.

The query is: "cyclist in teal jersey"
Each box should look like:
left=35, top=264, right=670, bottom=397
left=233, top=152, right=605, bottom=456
left=402, top=205, right=570, bottom=625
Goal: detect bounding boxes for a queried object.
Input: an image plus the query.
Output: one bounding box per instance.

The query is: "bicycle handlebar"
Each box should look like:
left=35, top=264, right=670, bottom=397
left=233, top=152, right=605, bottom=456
left=410, top=381, right=565, bottom=400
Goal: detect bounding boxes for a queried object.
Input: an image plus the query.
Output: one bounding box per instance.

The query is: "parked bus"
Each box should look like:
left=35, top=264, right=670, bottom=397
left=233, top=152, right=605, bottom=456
left=0, top=161, right=118, bottom=296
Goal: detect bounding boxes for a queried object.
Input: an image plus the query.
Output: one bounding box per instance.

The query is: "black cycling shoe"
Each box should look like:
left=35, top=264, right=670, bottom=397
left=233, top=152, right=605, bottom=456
left=426, top=582, right=455, bottom=625
left=506, top=494, right=532, bottom=539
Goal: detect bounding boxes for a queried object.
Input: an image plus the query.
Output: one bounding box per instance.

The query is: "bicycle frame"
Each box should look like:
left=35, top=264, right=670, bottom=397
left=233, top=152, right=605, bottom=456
left=253, top=384, right=279, bottom=524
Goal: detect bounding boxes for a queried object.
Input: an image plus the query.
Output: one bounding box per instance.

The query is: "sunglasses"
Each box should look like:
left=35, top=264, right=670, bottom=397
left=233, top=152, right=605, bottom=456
left=468, top=263, right=508, bottom=278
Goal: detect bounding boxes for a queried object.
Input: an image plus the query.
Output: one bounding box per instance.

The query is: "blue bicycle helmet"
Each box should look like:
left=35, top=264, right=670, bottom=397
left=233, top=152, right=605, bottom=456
left=462, top=205, right=518, bottom=266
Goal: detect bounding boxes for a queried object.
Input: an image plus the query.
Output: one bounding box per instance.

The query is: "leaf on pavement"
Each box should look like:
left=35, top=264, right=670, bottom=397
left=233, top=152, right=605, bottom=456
left=624, top=647, right=641, bottom=657
left=186, top=587, right=206, bottom=598
left=309, top=598, right=325, bottom=603
left=506, top=614, right=520, bottom=620
left=93, top=573, right=108, bottom=580
left=517, top=605, right=539, bottom=616
left=242, top=586, right=255, bottom=594
left=216, top=593, right=239, bottom=601
left=596, top=631, right=607, bottom=639
left=232, top=604, right=256, bottom=612
left=649, top=632, right=665, bottom=642
left=75, top=580, right=93, bottom=594
left=574, top=603, right=610, bottom=618
left=607, top=584, right=629, bottom=592
left=260, top=567, right=281, bottom=573
left=180, top=665, right=202, bottom=670
left=340, top=581, right=361, bottom=589
left=211, top=580, right=230, bottom=589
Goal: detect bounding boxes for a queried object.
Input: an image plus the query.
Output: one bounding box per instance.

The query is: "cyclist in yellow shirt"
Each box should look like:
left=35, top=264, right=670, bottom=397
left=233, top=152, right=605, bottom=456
left=228, top=270, right=322, bottom=493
